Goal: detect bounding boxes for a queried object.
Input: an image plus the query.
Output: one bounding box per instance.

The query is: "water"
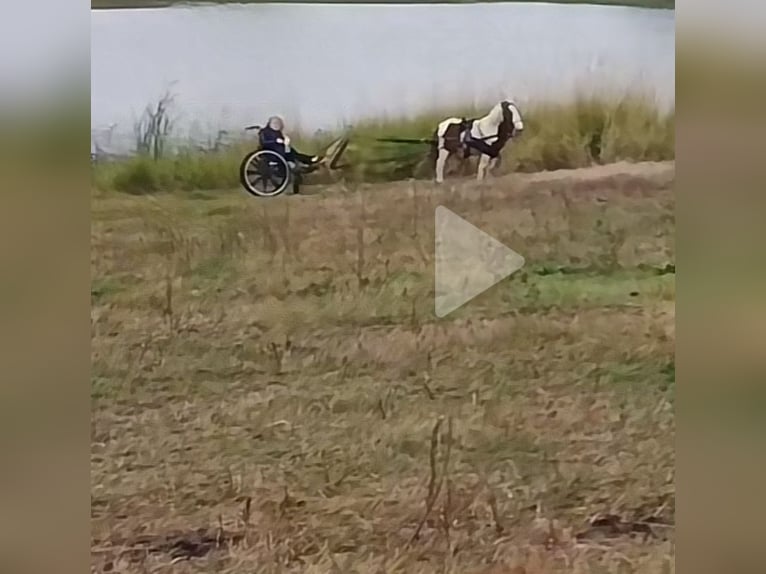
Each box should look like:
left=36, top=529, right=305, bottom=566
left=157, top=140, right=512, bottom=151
left=91, top=2, right=674, bottom=153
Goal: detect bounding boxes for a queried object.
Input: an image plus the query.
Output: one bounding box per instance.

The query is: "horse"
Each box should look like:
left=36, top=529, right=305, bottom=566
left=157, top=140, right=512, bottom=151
left=431, top=100, right=525, bottom=184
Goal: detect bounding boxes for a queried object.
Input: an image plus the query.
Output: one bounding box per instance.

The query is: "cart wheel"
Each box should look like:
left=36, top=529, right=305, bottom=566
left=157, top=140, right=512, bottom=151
left=240, top=150, right=291, bottom=197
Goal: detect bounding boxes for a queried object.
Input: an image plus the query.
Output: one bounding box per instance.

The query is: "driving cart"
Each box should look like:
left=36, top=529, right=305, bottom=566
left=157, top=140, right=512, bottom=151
left=239, top=124, right=349, bottom=198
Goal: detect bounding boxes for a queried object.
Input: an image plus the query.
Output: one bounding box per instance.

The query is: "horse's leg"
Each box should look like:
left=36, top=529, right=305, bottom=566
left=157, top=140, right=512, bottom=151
left=435, top=148, right=450, bottom=184
left=477, top=154, right=491, bottom=181
left=487, top=157, right=499, bottom=177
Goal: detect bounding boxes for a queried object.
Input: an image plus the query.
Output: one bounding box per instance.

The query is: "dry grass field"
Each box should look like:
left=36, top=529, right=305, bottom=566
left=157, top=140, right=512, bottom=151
left=91, top=161, right=675, bottom=573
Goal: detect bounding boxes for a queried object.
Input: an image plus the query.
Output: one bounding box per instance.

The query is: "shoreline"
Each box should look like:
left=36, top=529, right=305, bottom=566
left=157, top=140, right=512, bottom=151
left=91, top=1, right=676, bottom=11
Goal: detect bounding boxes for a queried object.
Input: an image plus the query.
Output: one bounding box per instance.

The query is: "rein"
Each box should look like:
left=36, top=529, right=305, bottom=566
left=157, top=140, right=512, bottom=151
left=376, top=105, right=519, bottom=148
left=375, top=137, right=436, bottom=145
left=375, top=133, right=500, bottom=146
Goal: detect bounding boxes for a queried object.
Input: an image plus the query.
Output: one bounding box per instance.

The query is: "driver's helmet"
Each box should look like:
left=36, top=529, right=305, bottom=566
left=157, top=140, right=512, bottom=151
left=267, top=115, right=284, bottom=131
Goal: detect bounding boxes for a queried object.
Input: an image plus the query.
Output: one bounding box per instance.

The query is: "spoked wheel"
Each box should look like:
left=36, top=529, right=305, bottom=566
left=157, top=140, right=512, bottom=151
left=240, top=150, right=291, bottom=197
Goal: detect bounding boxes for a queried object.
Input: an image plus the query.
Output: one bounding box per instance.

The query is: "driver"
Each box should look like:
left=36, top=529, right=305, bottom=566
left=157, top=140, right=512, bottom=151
left=258, top=115, right=321, bottom=167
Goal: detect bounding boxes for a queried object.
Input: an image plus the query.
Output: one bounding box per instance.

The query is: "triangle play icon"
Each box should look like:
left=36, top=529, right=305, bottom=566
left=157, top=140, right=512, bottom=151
left=434, top=206, right=525, bottom=318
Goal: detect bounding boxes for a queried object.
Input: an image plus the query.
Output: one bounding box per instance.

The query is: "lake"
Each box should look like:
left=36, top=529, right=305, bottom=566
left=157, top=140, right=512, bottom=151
left=91, top=2, right=674, bottom=152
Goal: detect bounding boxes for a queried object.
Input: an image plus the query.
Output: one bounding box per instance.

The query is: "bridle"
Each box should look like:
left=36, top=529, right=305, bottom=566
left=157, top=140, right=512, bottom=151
left=498, top=101, right=522, bottom=142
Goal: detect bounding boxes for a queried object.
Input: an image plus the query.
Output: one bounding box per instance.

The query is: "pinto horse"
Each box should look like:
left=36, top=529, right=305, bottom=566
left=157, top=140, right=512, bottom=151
left=432, top=100, right=525, bottom=183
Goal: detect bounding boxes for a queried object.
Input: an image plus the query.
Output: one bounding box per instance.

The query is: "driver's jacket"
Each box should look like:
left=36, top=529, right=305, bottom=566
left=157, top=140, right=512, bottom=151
left=258, top=125, right=291, bottom=156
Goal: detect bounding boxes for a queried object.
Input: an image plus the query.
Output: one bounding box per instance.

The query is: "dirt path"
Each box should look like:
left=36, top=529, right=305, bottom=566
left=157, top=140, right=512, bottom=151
left=510, top=160, right=674, bottom=184
left=301, top=160, right=674, bottom=201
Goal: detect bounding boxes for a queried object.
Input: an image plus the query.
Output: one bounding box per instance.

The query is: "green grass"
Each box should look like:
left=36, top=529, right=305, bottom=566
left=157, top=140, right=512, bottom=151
left=93, top=94, right=674, bottom=194
left=92, top=0, right=675, bottom=10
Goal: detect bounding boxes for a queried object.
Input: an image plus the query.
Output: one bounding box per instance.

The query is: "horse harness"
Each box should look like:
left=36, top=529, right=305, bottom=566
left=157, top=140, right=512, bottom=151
left=446, top=103, right=519, bottom=159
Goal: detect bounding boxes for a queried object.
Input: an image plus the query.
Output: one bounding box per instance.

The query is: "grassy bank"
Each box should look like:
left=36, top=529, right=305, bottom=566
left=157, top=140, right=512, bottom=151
left=92, top=0, right=675, bottom=10
left=93, top=95, right=674, bottom=194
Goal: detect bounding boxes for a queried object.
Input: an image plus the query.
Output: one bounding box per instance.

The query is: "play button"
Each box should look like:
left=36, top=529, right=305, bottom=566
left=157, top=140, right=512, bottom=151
left=434, top=206, right=525, bottom=318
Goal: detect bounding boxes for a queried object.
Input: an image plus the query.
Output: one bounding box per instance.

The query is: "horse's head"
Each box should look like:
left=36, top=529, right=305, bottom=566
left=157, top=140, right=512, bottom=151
left=499, top=100, right=524, bottom=139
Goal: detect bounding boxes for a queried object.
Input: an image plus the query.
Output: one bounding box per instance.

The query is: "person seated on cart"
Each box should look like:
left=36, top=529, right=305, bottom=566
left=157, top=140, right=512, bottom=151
left=258, top=116, right=321, bottom=168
